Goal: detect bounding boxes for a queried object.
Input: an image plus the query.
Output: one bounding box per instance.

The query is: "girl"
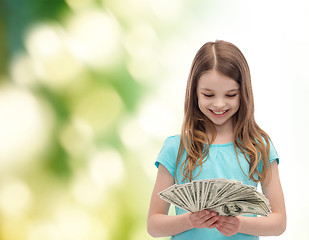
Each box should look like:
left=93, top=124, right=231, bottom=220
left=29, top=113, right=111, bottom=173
left=147, top=40, right=286, bottom=239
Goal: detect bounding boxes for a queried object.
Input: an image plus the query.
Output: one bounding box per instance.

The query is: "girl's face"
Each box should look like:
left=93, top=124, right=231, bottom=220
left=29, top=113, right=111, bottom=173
left=196, top=70, right=240, bottom=130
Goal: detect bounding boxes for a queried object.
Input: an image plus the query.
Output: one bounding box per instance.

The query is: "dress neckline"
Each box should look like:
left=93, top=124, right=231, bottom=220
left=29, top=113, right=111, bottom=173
left=210, top=141, right=234, bottom=147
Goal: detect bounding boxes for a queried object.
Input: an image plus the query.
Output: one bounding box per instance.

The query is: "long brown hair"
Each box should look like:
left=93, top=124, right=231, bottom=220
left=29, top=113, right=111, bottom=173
left=176, top=40, right=270, bottom=183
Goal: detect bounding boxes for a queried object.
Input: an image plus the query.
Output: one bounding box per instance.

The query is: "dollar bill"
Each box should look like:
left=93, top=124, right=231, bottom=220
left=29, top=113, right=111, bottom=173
left=208, top=201, right=268, bottom=216
left=158, top=178, right=271, bottom=216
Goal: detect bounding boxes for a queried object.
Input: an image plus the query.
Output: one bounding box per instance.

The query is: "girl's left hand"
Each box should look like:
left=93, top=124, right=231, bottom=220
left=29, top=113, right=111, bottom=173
left=215, top=216, right=240, bottom=236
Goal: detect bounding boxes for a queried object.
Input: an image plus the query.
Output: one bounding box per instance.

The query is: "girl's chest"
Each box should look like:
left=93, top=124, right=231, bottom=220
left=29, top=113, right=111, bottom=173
left=193, top=147, right=256, bottom=186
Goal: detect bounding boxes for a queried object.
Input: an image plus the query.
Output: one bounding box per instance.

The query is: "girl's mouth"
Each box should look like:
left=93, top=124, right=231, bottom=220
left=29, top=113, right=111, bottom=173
left=210, top=109, right=229, bottom=117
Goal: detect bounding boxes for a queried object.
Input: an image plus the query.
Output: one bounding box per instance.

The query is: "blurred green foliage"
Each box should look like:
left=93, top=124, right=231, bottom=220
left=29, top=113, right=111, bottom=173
left=0, top=0, right=163, bottom=239
left=0, top=0, right=68, bottom=54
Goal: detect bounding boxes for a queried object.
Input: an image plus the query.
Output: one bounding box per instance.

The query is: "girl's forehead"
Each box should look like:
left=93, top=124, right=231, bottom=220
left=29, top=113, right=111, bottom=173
left=197, top=70, right=239, bottom=91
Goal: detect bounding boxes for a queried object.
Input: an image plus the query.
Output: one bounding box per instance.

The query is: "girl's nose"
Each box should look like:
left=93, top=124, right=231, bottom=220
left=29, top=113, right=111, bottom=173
left=213, top=100, right=226, bottom=109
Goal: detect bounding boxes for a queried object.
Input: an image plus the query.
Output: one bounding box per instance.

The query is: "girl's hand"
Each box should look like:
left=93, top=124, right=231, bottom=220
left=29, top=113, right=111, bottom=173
left=187, top=210, right=219, bottom=229
left=215, top=216, right=240, bottom=236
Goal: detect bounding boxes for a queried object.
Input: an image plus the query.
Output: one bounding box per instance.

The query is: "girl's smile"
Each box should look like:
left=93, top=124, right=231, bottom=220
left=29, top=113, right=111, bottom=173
left=209, top=109, right=230, bottom=117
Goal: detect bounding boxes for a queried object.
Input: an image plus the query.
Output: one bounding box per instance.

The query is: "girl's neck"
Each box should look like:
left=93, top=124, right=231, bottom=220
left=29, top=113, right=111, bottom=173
left=210, top=119, right=234, bottom=144
left=212, top=133, right=234, bottom=144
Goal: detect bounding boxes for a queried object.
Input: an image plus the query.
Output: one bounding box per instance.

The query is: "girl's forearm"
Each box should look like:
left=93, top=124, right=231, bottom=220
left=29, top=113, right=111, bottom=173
left=147, top=213, right=193, bottom=238
left=238, top=213, right=286, bottom=236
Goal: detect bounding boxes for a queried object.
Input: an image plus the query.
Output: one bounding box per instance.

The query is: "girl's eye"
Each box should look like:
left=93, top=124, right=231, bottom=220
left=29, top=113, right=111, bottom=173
left=203, top=93, right=238, bottom=98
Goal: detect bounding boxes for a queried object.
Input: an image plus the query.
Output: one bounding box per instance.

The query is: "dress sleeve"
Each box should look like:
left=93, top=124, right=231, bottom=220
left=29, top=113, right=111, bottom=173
left=154, top=135, right=180, bottom=179
left=269, top=139, right=279, bottom=165
left=258, top=138, right=279, bottom=172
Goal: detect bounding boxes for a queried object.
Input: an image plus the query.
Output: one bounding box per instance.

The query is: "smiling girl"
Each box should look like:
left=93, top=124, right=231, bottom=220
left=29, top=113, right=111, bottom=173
left=147, top=40, right=286, bottom=239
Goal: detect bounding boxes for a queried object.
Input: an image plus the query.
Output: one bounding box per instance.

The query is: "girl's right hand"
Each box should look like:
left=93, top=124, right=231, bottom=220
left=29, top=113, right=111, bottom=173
left=187, top=210, right=219, bottom=229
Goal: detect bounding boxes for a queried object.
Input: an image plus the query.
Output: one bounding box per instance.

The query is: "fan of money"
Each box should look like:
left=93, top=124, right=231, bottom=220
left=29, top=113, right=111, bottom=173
left=158, top=178, right=271, bottom=216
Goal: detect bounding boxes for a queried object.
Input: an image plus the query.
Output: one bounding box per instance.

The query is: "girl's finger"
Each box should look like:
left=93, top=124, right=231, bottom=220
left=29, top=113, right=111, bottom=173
left=216, top=217, right=240, bottom=236
left=188, top=211, right=214, bottom=227
left=216, top=222, right=234, bottom=232
left=200, top=215, right=219, bottom=228
left=189, top=210, right=210, bottom=221
left=218, top=216, right=239, bottom=226
left=217, top=223, right=236, bottom=236
left=194, top=213, right=214, bottom=225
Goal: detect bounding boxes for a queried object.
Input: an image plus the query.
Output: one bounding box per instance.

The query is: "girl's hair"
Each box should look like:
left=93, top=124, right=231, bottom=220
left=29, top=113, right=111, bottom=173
left=176, top=40, right=270, bottom=183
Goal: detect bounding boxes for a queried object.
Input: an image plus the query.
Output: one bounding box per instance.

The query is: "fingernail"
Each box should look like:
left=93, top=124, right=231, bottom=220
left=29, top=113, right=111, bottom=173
left=204, top=210, right=210, bottom=214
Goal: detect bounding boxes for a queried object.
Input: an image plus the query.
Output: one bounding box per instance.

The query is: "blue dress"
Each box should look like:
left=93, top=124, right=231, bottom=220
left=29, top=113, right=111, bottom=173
left=155, top=135, right=279, bottom=240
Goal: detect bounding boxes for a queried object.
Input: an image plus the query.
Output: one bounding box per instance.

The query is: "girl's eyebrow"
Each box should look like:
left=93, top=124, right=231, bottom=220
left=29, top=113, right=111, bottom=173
left=201, top=88, right=239, bottom=92
left=227, top=89, right=239, bottom=92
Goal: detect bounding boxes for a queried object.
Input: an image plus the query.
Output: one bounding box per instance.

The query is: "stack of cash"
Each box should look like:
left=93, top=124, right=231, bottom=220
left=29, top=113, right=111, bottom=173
left=158, top=178, right=271, bottom=216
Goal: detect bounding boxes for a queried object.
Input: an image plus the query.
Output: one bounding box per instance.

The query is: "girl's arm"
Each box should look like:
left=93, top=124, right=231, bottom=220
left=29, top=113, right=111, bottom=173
left=238, top=160, right=286, bottom=235
left=215, top=160, right=286, bottom=236
left=147, top=164, right=219, bottom=237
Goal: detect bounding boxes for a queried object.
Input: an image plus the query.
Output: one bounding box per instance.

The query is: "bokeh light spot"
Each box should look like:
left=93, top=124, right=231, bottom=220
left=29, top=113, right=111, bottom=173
left=138, top=98, right=177, bottom=139
left=148, top=0, right=184, bottom=23
left=119, top=117, right=149, bottom=150
left=71, top=173, right=103, bottom=206
left=26, top=222, right=60, bottom=240
left=0, top=86, right=52, bottom=173
left=72, top=86, right=123, bottom=134
left=59, top=117, right=94, bottom=157
left=10, top=53, right=36, bottom=86
left=89, top=148, right=125, bottom=188
left=0, top=178, right=33, bottom=217
left=54, top=206, right=107, bottom=240
left=66, top=9, right=121, bottom=69
left=25, top=23, right=83, bottom=88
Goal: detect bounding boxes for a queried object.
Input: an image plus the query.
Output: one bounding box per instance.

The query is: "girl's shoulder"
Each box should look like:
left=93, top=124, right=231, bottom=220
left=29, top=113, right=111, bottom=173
left=160, top=134, right=181, bottom=152
left=166, top=134, right=181, bottom=139
left=155, top=135, right=181, bottom=174
left=164, top=134, right=181, bottom=147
